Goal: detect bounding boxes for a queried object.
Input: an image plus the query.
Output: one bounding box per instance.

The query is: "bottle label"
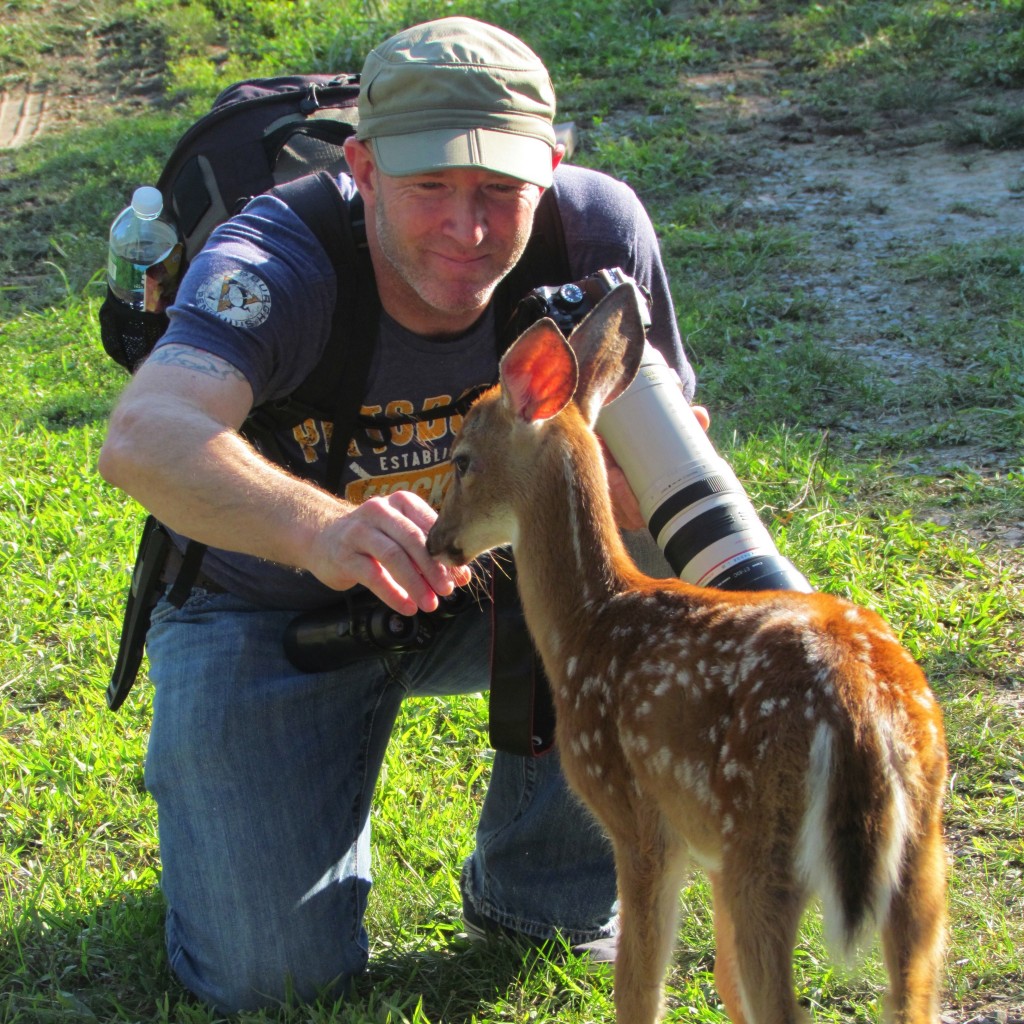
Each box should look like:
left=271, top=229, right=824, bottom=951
left=108, top=242, right=184, bottom=312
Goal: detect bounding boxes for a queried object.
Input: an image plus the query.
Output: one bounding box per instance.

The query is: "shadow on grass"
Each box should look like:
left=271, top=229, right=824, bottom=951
left=1, top=888, right=592, bottom=1023
left=0, top=887, right=176, bottom=1022
left=356, top=932, right=606, bottom=1024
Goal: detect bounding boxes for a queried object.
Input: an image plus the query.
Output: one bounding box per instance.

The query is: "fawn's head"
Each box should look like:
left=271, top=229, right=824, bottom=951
left=428, top=283, right=646, bottom=566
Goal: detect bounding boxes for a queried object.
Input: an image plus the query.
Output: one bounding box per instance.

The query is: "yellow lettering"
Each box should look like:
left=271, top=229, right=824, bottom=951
left=345, top=462, right=454, bottom=511
left=292, top=418, right=321, bottom=464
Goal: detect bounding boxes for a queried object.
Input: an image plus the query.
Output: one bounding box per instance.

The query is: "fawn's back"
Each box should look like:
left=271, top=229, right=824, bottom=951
left=556, top=580, right=944, bottom=928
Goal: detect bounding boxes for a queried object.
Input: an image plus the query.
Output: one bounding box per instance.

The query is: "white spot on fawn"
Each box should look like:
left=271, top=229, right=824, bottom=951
left=674, top=759, right=709, bottom=801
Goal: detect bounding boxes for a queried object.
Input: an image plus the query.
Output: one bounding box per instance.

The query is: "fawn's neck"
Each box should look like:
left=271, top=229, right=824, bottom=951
left=512, top=413, right=644, bottom=661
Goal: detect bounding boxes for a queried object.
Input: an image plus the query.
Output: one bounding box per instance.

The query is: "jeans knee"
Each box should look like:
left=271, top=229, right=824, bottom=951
left=166, top=909, right=368, bottom=1013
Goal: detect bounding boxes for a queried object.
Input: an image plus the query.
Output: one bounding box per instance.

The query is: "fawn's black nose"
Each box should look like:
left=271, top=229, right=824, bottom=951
left=426, top=526, right=463, bottom=565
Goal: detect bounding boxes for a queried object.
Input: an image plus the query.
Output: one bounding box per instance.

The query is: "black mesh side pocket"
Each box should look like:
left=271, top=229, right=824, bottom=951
left=99, top=286, right=169, bottom=372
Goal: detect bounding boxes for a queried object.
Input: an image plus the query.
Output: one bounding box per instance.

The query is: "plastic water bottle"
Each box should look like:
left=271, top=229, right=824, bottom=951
left=107, top=186, right=182, bottom=312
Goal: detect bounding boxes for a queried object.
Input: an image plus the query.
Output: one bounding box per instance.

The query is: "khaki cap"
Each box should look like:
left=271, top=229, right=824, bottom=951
left=355, top=17, right=557, bottom=188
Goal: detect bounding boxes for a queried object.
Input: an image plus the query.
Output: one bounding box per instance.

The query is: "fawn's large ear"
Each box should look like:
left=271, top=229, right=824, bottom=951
left=499, top=318, right=579, bottom=424
left=566, top=283, right=646, bottom=427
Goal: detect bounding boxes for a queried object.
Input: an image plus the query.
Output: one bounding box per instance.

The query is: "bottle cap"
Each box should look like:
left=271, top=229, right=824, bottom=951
left=131, top=186, right=164, bottom=219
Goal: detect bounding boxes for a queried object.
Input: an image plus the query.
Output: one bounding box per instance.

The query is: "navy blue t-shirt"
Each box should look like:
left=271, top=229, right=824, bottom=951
left=157, top=163, right=694, bottom=608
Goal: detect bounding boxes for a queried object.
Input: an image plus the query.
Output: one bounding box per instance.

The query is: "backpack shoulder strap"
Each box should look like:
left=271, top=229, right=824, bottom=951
left=270, top=169, right=359, bottom=277
left=487, top=185, right=570, bottom=757
left=248, top=171, right=380, bottom=492
left=492, top=186, right=570, bottom=355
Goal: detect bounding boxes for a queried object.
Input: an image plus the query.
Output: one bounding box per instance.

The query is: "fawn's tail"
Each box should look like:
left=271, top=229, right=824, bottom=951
left=795, top=717, right=915, bottom=960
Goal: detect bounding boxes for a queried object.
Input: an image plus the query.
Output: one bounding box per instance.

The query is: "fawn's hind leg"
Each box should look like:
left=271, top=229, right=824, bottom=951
left=609, top=805, right=689, bottom=1024
left=880, top=816, right=947, bottom=1024
left=708, top=870, right=751, bottom=1024
left=709, top=862, right=810, bottom=1024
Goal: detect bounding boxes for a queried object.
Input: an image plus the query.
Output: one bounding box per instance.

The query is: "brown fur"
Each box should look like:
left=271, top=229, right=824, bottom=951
left=428, top=287, right=948, bottom=1024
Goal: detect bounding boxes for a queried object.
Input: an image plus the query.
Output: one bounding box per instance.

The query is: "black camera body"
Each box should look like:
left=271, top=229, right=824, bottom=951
left=502, top=267, right=651, bottom=347
left=284, top=586, right=476, bottom=672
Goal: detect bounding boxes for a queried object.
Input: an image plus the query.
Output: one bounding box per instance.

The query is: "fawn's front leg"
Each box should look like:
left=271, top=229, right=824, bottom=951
left=608, top=804, right=689, bottom=1024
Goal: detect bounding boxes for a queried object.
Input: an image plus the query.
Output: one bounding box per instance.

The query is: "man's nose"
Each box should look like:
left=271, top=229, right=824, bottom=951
left=442, top=192, right=487, bottom=246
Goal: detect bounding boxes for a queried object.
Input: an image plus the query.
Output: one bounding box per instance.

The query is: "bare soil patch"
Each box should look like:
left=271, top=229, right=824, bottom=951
left=0, top=86, right=50, bottom=148
left=687, top=63, right=1023, bottom=464
left=686, top=64, right=1023, bottom=537
left=0, top=5, right=168, bottom=150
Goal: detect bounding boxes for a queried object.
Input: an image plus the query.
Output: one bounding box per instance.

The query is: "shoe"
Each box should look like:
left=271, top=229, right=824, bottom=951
left=461, top=899, right=617, bottom=964
left=567, top=932, right=617, bottom=964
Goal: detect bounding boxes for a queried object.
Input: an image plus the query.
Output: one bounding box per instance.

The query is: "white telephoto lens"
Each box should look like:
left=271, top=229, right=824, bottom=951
left=596, top=344, right=812, bottom=592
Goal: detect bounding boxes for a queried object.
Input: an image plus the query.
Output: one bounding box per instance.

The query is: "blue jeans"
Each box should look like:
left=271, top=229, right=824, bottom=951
left=143, top=587, right=617, bottom=1012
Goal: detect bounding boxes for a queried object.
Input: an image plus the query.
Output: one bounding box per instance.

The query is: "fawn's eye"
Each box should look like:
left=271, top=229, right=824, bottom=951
left=452, top=453, right=470, bottom=478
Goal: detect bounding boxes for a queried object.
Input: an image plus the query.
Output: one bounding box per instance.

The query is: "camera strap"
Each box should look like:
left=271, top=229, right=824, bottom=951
left=488, top=565, right=556, bottom=757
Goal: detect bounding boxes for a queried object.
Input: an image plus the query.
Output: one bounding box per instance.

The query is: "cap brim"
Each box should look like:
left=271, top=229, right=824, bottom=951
left=371, top=128, right=553, bottom=188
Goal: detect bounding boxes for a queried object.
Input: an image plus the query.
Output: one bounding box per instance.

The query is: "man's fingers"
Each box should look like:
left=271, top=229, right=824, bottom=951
left=312, top=492, right=466, bottom=613
left=357, top=495, right=463, bottom=599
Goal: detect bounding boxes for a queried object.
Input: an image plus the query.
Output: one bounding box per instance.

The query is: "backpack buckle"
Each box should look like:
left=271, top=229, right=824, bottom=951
left=300, top=83, right=320, bottom=114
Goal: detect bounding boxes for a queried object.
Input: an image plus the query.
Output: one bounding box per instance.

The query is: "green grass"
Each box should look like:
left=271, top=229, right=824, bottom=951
left=2, top=0, right=1023, bottom=1021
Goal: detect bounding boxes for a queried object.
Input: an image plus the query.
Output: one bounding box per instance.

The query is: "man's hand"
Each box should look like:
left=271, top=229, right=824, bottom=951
left=602, top=405, right=711, bottom=532
left=309, top=490, right=472, bottom=616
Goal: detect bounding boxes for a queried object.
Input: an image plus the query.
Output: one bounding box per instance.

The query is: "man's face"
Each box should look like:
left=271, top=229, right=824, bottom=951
left=350, top=143, right=549, bottom=336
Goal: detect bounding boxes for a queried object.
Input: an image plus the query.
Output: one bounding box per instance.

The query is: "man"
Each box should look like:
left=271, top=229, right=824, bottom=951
left=99, top=16, right=700, bottom=1013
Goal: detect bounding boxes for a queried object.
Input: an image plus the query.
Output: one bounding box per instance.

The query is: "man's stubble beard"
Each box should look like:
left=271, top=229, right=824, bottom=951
left=373, top=196, right=534, bottom=322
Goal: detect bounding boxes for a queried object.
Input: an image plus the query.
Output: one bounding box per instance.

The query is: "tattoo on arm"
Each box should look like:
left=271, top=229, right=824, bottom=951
left=145, top=344, right=249, bottom=383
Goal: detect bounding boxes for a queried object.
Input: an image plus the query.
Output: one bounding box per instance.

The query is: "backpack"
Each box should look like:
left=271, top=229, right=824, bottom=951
left=99, top=73, right=362, bottom=373
left=160, top=74, right=362, bottom=265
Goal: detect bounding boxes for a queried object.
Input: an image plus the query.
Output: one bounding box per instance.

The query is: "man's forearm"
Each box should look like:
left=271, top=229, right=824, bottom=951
left=99, top=399, right=348, bottom=574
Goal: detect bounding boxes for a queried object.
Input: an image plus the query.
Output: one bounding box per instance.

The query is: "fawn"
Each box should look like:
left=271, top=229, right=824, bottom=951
left=427, top=285, right=948, bottom=1024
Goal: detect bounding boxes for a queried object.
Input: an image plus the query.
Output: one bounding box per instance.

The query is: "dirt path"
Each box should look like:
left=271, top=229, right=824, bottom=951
left=0, top=86, right=50, bottom=148
left=686, top=66, right=1024, bottom=564
left=686, top=64, right=1023, bottom=463
left=0, top=6, right=163, bottom=151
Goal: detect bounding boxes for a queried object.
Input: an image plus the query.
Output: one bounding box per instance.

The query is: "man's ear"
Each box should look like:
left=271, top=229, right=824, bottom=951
left=535, top=146, right=564, bottom=201
left=343, top=137, right=376, bottom=201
